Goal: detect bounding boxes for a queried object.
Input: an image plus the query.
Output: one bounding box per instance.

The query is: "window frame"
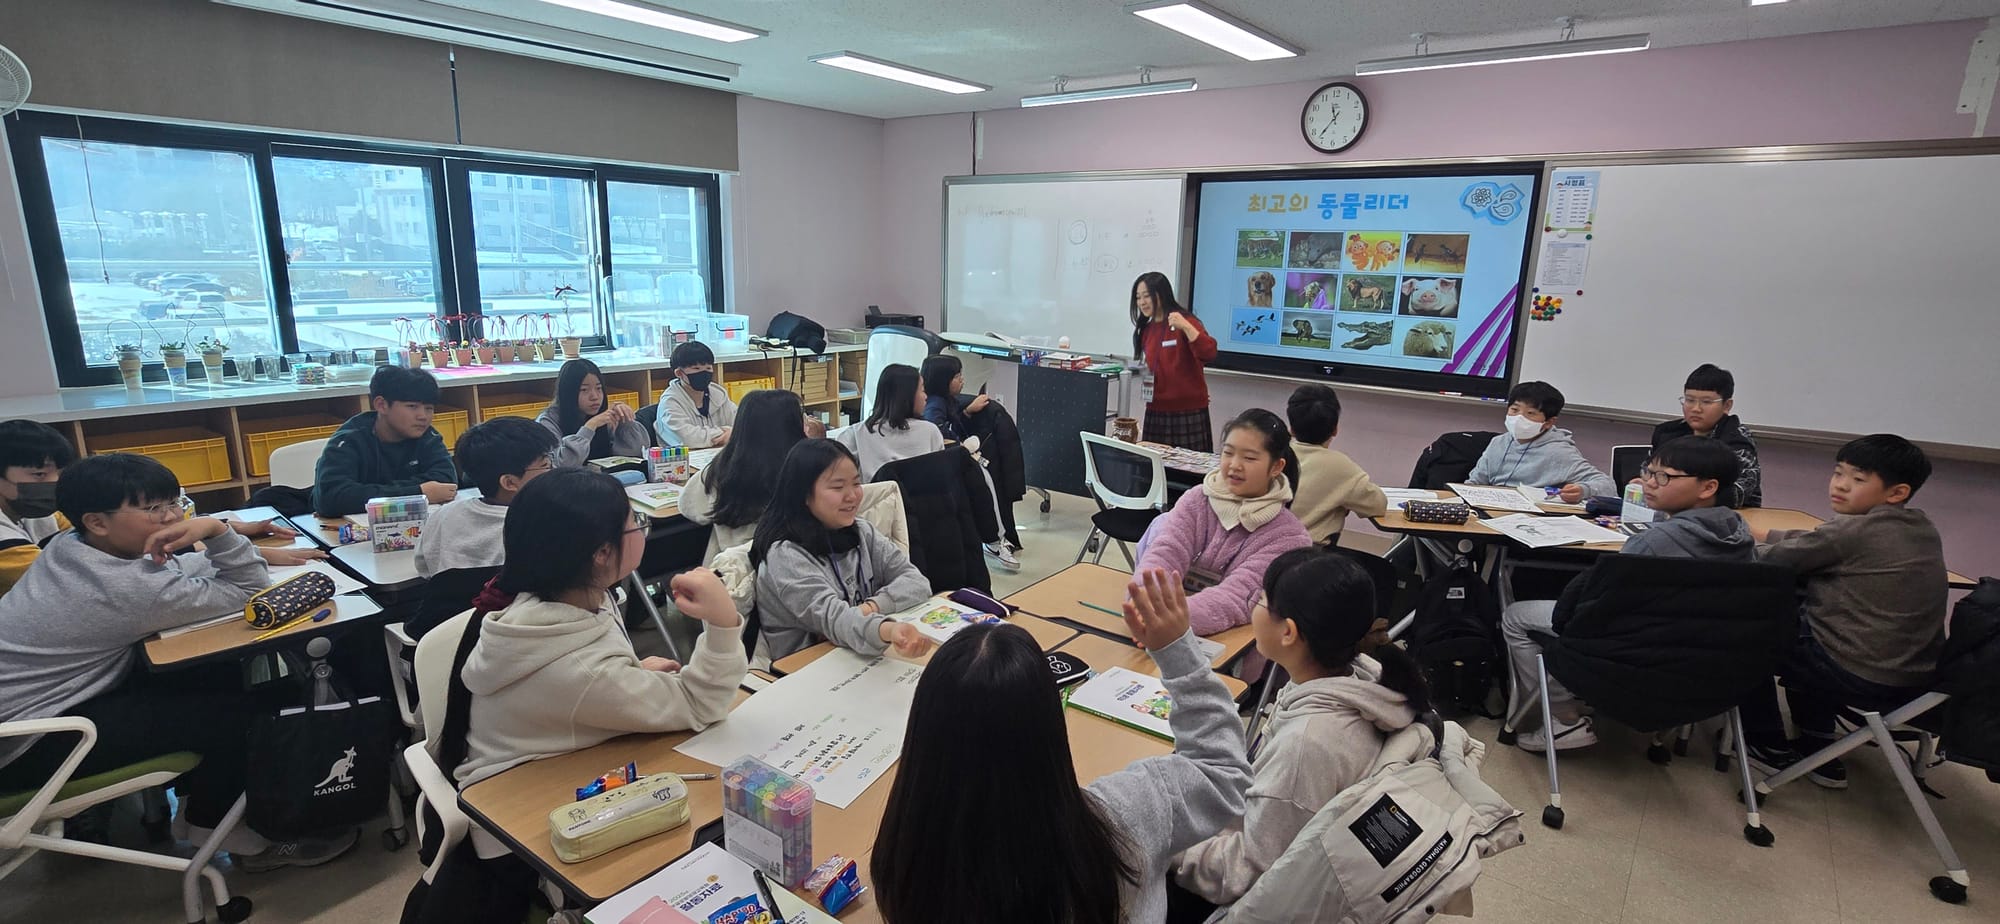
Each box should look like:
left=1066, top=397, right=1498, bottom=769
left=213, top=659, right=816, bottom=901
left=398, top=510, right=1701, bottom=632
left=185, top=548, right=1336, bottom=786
left=7, top=110, right=725, bottom=388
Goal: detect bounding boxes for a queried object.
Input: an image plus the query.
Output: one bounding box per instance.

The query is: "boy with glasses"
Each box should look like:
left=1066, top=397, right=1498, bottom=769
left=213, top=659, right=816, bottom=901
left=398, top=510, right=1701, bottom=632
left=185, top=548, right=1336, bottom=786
left=1649, top=363, right=1762, bottom=507
left=0, top=453, right=356, bottom=868
left=1502, top=437, right=1755, bottom=751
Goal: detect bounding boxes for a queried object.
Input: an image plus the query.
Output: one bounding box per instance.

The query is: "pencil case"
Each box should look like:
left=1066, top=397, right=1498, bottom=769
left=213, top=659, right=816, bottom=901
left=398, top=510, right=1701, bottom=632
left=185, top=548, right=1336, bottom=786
left=1403, top=499, right=1472, bottom=525
left=244, top=571, right=338, bottom=630
left=549, top=771, right=691, bottom=863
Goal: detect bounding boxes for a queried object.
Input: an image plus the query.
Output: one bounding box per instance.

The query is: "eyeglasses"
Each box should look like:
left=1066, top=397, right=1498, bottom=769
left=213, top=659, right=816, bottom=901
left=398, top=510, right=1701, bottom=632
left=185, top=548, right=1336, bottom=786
left=627, top=509, right=651, bottom=533
left=1638, top=468, right=1700, bottom=486
left=1678, top=396, right=1725, bottom=408
left=136, top=495, right=195, bottom=519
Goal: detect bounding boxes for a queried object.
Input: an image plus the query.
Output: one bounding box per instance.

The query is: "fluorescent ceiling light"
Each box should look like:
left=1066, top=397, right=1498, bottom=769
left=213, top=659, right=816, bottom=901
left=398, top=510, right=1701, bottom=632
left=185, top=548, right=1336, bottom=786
left=530, top=0, right=764, bottom=42
left=1127, top=1, right=1299, bottom=61
left=1749, top=1, right=1791, bottom=5
left=1021, top=77, right=1199, bottom=107
left=809, top=52, right=988, bottom=94
left=1356, top=32, right=1651, bottom=75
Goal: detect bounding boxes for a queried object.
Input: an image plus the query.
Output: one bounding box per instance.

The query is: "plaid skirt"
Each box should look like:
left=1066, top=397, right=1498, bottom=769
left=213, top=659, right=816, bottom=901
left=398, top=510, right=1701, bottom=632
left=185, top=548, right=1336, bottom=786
left=1144, top=407, right=1214, bottom=452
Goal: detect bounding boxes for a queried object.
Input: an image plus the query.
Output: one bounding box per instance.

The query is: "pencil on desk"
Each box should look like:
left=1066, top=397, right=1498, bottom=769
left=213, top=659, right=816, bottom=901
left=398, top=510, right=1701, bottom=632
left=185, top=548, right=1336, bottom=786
left=1077, top=600, right=1123, bottom=618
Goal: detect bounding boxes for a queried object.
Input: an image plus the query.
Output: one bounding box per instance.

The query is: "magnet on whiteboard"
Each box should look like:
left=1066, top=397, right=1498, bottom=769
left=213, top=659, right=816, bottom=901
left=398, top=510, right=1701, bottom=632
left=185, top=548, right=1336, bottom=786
left=1554, top=229, right=1568, bottom=238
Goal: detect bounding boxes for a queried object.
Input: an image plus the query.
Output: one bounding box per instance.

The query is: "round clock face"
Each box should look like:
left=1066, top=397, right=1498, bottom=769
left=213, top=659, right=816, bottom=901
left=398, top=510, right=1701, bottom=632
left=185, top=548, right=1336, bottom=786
left=1301, top=82, right=1368, bottom=154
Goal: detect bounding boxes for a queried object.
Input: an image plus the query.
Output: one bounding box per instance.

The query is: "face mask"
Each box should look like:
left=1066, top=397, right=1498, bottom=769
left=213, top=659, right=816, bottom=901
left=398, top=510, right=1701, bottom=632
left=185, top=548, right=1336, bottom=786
left=8, top=481, right=59, bottom=519
left=685, top=371, right=714, bottom=394
left=1506, top=413, right=1545, bottom=442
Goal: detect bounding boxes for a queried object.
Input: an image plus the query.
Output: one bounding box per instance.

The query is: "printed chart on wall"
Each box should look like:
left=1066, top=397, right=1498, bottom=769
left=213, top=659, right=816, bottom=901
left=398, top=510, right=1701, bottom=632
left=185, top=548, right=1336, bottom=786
left=1190, top=167, right=1541, bottom=390
left=1531, top=170, right=1600, bottom=321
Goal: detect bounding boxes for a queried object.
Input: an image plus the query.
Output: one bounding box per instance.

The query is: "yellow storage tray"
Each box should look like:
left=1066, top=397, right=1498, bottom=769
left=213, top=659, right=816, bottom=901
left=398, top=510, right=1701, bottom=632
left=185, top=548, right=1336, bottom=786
left=723, top=375, right=776, bottom=403
left=91, top=427, right=232, bottom=487
left=608, top=390, right=641, bottom=412
left=240, top=414, right=345, bottom=477
left=480, top=393, right=551, bottom=422
left=433, top=406, right=470, bottom=450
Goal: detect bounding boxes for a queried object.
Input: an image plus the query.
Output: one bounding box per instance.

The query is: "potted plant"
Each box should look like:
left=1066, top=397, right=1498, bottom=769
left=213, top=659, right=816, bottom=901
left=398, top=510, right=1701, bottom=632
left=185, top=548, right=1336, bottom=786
left=425, top=341, right=451, bottom=369
left=116, top=341, right=145, bottom=389
left=530, top=312, right=556, bottom=362
left=148, top=320, right=194, bottom=387
left=394, top=318, right=424, bottom=368
left=452, top=340, right=474, bottom=367
left=196, top=336, right=229, bottom=384
left=473, top=339, right=497, bottom=365
left=554, top=285, right=583, bottom=359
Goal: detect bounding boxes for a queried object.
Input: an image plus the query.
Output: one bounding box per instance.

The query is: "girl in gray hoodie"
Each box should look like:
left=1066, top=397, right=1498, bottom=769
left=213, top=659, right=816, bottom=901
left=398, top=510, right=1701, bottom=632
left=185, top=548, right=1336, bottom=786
left=1174, top=546, right=1430, bottom=909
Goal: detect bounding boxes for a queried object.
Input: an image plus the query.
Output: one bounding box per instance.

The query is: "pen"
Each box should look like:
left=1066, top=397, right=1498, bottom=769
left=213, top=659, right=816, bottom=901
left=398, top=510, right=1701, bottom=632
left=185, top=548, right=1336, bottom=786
left=1077, top=600, right=1122, bottom=618
left=252, top=604, right=335, bottom=642
left=679, top=773, right=716, bottom=781
left=753, top=868, right=788, bottom=924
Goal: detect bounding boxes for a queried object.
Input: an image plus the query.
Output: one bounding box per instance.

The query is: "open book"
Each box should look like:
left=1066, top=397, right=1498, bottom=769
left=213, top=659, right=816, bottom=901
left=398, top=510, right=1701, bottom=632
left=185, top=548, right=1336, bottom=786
left=1480, top=513, right=1627, bottom=549
left=885, top=596, right=1002, bottom=644
left=1065, top=667, right=1176, bottom=741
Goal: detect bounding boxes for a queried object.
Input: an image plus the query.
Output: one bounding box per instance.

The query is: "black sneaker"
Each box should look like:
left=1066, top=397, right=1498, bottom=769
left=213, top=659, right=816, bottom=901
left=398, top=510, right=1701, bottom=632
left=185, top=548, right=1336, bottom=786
left=1805, top=756, right=1848, bottom=789
left=1745, top=743, right=1803, bottom=778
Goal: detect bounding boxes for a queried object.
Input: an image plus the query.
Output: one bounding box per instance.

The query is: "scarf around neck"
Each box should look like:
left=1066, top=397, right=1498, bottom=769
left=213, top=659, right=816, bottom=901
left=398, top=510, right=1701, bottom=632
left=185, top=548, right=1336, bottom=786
left=1202, top=467, right=1292, bottom=532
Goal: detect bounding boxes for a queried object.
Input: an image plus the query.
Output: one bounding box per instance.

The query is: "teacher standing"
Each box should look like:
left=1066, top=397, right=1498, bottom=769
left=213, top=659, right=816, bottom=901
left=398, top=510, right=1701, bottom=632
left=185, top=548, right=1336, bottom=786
left=1131, top=271, right=1217, bottom=451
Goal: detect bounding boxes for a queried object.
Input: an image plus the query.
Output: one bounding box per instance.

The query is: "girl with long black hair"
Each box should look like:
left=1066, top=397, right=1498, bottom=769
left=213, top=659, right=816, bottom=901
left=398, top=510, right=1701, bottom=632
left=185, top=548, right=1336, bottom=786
left=1130, top=272, right=1218, bottom=451
left=677, top=389, right=809, bottom=558
left=836, top=364, right=943, bottom=481
left=538, top=359, right=650, bottom=467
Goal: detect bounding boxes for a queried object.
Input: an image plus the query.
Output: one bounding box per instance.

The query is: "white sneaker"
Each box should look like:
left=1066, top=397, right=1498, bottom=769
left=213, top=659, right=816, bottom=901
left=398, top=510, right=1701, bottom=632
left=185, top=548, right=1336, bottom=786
left=984, top=542, right=1021, bottom=571
left=1516, top=715, right=1598, bottom=752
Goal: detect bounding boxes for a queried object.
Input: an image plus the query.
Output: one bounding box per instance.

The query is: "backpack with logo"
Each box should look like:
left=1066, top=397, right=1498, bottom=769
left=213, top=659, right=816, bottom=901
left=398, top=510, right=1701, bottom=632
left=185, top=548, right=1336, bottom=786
left=246, top=650, right=400, bottom=838
left=1405, top=555, right=1503, bottom=719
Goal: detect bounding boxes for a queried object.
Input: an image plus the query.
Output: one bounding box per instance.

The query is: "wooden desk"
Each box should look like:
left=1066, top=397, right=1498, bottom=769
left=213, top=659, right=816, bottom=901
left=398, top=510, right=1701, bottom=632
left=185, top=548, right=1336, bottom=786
left=459, top=691, right=752, bottom=905
left=144, top=594, right=384, bottom=668
left=772, top=612, right=1079, bottom=676
left=1003, top=562, right=1137, bottom=637
left=1056, top=632, right=1251, bottom=698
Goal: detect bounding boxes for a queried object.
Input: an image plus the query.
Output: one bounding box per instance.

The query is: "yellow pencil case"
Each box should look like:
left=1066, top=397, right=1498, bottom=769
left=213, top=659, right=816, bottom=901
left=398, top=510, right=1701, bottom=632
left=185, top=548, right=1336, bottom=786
left=549, top=772, right=691, bottom=863
left=244, top=571, right=338, bottom=630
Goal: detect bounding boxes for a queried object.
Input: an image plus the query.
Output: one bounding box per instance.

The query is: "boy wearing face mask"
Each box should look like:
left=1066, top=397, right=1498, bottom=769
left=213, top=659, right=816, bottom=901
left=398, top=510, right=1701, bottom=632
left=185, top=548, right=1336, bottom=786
left=0, top=419, right=78, bottom=597
left=659, top=340, right=737, bottom=449
left=1466, top=381, right=1616, bottom=503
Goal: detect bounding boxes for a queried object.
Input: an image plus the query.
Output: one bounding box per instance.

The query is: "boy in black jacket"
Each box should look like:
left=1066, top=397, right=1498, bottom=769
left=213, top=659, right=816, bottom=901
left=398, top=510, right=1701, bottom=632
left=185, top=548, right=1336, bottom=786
left=1650, top=363, right=1762, bottom=507
left=312, top=366, right=458, bottom=516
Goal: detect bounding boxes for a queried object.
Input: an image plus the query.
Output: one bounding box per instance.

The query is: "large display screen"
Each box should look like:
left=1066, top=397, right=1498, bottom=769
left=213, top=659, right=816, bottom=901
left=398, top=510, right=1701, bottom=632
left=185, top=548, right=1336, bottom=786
left=1188, top=164, right=1542, bottom=397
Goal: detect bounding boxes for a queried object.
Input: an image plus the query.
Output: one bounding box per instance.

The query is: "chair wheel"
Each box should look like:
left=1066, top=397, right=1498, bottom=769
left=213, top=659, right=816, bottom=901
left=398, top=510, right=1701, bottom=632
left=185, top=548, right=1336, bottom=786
left=1647, top=743, right=1672, bottom=765
left=1744, top=824, right=1775, bottom=847
left=216, top=895, right=253, bottom=922
left=1673, top=737, right=1690, bottom=757
left=1541, top=805, right=1564, bottom=830
left=1930, top=876, right=1968, bottom=904
left=381, top=828, right=408, bottom=851
left=1040, top=498, right=1052, bottom=513
left=1496, top=727, right=1516, bottom=746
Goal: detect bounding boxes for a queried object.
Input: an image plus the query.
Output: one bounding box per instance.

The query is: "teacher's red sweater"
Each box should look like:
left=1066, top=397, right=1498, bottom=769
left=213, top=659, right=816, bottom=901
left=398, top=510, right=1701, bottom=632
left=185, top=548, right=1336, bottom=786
left=1142, top=315, right=1218, bottom=412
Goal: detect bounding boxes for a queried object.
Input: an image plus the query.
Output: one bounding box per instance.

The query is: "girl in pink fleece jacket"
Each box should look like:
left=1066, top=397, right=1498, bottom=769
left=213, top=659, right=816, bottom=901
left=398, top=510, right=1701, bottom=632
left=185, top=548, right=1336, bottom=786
left=1135, top=409, right=1312, bottom=643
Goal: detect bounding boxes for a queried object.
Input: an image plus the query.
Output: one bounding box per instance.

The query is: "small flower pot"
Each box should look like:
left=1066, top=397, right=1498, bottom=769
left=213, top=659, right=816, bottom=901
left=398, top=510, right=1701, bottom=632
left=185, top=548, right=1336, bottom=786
left=452, top=347, right=473, bottom=366
left=475, top=346, right=498, bottom=365
left=559, top=336, right=582, bottom=360
left=427, top=348, right=451, bottom=368
left=117, top=351, right=144, bottom=390
left=201, top=351, right=226, bottom=384
left=536, top=340, right=558, bottom=362
left=161, top=350, right=188, bottom=387
left=402, top=349, right=423, bottom=369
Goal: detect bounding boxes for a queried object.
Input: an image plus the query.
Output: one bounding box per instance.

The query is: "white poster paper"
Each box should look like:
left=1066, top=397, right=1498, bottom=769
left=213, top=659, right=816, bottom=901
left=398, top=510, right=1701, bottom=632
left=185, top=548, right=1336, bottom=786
left=1536, top=241, right=1591, bottom=288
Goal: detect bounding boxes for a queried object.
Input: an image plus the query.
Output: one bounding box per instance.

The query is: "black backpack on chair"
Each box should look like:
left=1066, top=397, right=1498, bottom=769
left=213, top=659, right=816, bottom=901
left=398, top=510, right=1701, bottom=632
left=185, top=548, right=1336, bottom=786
left=1409, top=431, right=1500, bottom=490
left=1405, top=554, right=1503, bottom=718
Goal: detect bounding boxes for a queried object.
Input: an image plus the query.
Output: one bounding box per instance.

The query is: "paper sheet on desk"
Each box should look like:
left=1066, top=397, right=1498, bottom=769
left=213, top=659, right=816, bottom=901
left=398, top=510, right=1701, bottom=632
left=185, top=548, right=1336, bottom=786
left=676, top=648, right=920, bottom=808
left=587, top=843, right=831, bottom=924
left=1383, top=488, right=1450, bottom=504
left=1481, top=514, right=1626, bottom=549
left=1448, top=484, right=1546, bottom=513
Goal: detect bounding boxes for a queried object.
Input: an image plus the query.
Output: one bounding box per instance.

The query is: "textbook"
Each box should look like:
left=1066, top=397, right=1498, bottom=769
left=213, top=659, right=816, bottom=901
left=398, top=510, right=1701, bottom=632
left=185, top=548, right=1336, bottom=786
left=1065, top=667, right=1176, bottom=742
left=587, top=842, right=829, bottom=924
left=885, top=597, right=1001, bottom=644
left=626, top=483, right=683, bottom=511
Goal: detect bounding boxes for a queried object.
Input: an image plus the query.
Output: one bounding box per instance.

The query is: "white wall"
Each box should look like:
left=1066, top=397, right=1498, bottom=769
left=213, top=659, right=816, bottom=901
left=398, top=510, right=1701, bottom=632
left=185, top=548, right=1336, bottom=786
left=728, top=96, right=889, bottom=334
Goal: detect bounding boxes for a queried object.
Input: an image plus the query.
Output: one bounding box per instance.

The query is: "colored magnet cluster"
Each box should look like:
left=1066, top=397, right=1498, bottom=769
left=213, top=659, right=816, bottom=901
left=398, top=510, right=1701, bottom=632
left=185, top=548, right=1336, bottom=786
left=1531, top=294, right=1565, bottom=321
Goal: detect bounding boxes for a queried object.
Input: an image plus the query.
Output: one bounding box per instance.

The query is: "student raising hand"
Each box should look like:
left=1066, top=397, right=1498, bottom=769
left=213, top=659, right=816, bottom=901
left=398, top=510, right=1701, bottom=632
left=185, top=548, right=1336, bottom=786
left=1124, top=568, right=1193, bottom=651
left=670, top=568, right=743, bottom=629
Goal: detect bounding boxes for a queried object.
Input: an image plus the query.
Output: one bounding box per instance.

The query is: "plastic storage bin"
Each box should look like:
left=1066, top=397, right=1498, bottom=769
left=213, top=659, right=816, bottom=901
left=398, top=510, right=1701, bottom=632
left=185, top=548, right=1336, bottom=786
left=701, top=312, right=752, bottom=351
left=433, top=406, right=470, bottom=449
left=91, top=427, right=232, bottom=487
left=480, top=393, right=550, bottom=422
left=241, top=414, right=345, bottom=477
left=723, top=375, right=776, bottom=403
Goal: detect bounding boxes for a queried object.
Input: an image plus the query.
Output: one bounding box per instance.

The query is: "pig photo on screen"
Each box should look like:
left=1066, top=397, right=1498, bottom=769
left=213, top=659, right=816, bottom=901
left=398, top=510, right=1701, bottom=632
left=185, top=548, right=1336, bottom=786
left=1399, top=277, right=1461, bottom=318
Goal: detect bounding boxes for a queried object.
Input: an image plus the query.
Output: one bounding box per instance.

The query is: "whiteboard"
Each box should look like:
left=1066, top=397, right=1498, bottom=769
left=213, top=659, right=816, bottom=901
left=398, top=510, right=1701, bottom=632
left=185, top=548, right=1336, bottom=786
left=944, top=175, right=1184, bottom=358
left=1519, top=154, right=2000, bottom=450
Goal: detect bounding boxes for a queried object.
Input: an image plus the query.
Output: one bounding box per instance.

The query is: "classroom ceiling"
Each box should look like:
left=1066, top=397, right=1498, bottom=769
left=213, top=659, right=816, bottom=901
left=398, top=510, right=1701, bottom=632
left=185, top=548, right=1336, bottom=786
left=291, top=0, right=2000, bottom=119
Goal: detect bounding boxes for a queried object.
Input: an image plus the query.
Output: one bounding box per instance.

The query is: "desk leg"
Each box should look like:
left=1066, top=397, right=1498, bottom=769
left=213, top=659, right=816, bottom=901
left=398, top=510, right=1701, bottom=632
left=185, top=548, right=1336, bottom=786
left=627, top=572, right=680, bottom=662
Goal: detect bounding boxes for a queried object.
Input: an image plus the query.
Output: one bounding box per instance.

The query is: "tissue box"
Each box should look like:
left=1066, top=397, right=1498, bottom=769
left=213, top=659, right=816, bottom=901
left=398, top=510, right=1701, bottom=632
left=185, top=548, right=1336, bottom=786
left=366, top=495, right=428, bottom=553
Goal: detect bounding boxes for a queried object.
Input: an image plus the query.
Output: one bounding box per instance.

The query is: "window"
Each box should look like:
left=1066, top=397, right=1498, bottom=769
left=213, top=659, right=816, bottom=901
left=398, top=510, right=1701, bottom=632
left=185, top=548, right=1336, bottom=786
left=273, top=154, right=448, bottom=353
left=10, top=111, right=723, bottom=386
left=35, top=136, right=279, bottom=369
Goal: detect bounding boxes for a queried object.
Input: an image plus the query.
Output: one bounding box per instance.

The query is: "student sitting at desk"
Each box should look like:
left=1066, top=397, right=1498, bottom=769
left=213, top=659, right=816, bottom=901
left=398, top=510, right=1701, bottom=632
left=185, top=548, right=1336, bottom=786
left=657, top=340, right=737, bottom=449
left=871, top=569, right=1251, bottom=924
left=750, top=439, right=933, bottom=662
left=1284, top=385, right=1387, bottom=544
left=1502, top=437, right=1754, bottom=752
left=538, top=359, right=650, bottom=468
left=313, top=366, right=458, bottom=517
left=407, top=468, right=749, bottom=924
left=678, top=389, right=809, bottom=561
left=1135, top=409, right=1311, bottom=648
left=836, top=364, right=947, bottom=482
left=0, top=454, right=358, bottom=869
left=1466, top=380, right=1617, bottom=502
left=1649, top=363, right=1763, bottom=508
left=0, top=419, right=77, bottom=597
left=411, top=418, right=559, bottom=639
left=1741, top=434, right=1947, bottom=787
left=1173, top=546, right=1426, bottom=911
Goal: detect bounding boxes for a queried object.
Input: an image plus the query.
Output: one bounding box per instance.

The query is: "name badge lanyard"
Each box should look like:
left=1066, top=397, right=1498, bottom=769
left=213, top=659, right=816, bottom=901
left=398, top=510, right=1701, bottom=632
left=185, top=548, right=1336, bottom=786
left=828, top=544, right=870, bottom=606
